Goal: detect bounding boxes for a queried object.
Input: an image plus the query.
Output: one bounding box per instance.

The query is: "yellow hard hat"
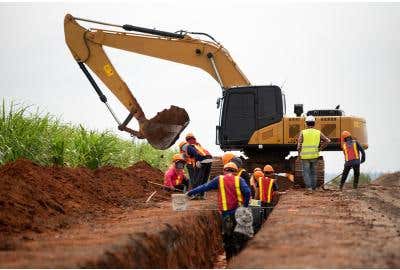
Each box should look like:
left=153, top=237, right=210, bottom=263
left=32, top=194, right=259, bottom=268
left=342, top=130, right=351, bottom=139
left=172, top=153, right=185, bottom=163
left=223, top=162, right=238, bottom=172
left=263, top=165, right=274, bottom=173
left=222, top=152, right=235, bottom=165
left=185, top=133, right=195, bottom=140
left=253, top=170, right=264, bottom=179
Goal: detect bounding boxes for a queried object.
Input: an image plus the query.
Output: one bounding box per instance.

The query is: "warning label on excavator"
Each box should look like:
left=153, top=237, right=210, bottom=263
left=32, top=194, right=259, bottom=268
left=103, top=64, right=114, bottom=77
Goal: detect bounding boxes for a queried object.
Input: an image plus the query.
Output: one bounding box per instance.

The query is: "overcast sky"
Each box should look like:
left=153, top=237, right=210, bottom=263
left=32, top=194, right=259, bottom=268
left=1, top=1, right=399, bottom=173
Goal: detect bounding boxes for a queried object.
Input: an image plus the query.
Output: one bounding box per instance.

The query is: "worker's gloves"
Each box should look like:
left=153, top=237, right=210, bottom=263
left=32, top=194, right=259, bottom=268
left=195, top=161, right=202, bottom=168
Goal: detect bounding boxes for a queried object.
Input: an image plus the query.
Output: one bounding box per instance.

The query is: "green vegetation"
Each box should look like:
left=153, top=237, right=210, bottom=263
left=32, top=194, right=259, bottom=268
left=0, top=100, right=176, bottom=170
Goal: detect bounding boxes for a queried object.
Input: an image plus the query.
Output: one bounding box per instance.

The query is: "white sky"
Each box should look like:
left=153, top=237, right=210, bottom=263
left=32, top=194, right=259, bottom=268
left=1, top=1, right=399, bottom=173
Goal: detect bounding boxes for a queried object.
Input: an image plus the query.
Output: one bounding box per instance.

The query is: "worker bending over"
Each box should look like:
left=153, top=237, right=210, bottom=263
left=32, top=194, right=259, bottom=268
left=297, top=115, right=330, bottom=192
left=340, top=131, right=366, bottom=190
left=187, top=162, right=251, bottom=260
left=179, top=141, right=196, bottom=182
left=254, top=165, right=279, bottom=218
left=185, top=133, right=212, bottom=199
left=164, top=154, right=189, bottom=192
left=222, top=152, right=253, bottom=197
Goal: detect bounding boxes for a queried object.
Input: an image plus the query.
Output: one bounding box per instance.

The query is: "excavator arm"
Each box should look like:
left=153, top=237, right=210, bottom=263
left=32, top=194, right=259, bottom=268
left=64, top=14, right=250, bottom=149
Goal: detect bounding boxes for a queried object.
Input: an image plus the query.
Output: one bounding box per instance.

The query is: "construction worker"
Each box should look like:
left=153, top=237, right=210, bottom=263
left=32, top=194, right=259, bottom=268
left=249, top=167, right=262, bottom=197
left=164, top=154, right=189, bottom=192
left=340, top=131, right=366, bottom=190
left=297, top=115, right=331, bottom=192
left=254, top=165, right=279, bottom=218
left=186, top=162, right=251, bottom=259
left=178, top=141, right=195, bottom=182
left=185, top=133, right=212, bottom=198
left=222, top=152, right=253, bottom=197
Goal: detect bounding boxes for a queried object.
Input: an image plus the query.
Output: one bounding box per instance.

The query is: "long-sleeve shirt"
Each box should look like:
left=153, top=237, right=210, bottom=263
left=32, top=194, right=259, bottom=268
left=342, top=140, right=366, bottom=167
left=188, top=175, right=251, bottom=216
left=164, top=166, right=187, bottom=188
left=297, top=128, right=331, bottom=152
left=186, top=144, right=211, bottom=162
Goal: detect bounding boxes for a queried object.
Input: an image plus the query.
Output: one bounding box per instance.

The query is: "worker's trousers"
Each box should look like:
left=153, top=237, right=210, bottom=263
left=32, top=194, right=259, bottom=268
left=186, top=164, right=195, bottom=185
left=192, top=163, right=211, bottom=196
left=221, top=213, right=249, bottom=260
left=340, top=163, right=360, bottom=189
left=301, top=158, right=318, bottom=189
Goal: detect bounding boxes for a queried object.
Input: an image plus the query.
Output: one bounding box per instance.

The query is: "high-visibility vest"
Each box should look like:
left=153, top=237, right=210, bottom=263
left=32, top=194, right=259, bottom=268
left=218, top=174, right=244, bottom=211
left=193, top=143, right=211, bottom=157
left=258, top=177, right=275, bottom=203
left=174, top=175, right=183, bottom=186
left=237, top=169, right=245, bottom=178
left=300, top=128, right=321, bottom=160
left=342, top=140, right=359, bottom=162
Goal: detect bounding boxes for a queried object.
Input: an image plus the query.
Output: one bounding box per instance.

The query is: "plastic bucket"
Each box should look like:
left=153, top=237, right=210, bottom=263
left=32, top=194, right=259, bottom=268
left=171, top=194, right=188, bottom=211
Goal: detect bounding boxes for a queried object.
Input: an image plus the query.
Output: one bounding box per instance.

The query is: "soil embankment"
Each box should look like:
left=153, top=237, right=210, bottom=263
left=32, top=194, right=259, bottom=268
left=229, top=172, right=400, bottom=268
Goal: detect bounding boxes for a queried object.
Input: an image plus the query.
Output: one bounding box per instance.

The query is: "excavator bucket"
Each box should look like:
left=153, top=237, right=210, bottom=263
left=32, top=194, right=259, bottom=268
left=140, top=106, right=189, bottom=150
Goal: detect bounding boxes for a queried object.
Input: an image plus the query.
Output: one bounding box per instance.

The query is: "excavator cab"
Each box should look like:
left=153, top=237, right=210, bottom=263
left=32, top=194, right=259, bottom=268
left=217, top=85, right=284, bottom=149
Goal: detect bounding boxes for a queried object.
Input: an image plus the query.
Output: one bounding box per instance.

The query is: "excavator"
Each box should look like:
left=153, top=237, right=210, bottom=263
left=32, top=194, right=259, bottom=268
left=64, top=14, right=368, bottom=186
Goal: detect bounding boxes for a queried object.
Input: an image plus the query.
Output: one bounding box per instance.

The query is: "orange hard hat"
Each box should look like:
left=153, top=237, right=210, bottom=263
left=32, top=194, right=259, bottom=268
left=253, top=167, right=262, bottom=172
left=342, top=131, right=351, bottom=139
left=222, top=152, right=235, bottom=165
left=253, top=170, right=264, bottom=179
left=172, top=153, right=185, bottom=163
left=185, top=133, right=195, bottom=140
left=263, top=164, right=274, bottom=173
left=223, top=162, right=238, bottom=172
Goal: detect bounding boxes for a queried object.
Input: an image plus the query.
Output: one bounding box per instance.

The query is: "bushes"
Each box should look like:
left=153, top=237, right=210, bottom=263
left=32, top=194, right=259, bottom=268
left=0, top=100, right=176, bottom=170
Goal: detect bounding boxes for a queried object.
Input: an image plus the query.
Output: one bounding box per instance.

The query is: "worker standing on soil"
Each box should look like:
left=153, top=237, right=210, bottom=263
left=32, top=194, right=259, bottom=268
left=340, top=131, right=366, bottom=190
left=297, top=116, right=331, bottom=192
left=186, top=162, right=251, bottom=260
left=185, top=133, right=212, bottom=199
left=254, top=165, right=279, bottom=218
left=178, top=141, right=196, bottom=182
left=164, top=154, right=189, bottom=192
left=222, top=152, right=254, bottom=196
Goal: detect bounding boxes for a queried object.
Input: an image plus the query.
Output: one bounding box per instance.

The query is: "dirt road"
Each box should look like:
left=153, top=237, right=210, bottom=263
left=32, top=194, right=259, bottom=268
left=230, top=174, right=400, bottom=268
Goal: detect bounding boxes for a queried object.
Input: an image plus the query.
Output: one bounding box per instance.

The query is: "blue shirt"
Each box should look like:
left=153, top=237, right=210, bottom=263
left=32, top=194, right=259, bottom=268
left=188, top=175, right=251, bottom=216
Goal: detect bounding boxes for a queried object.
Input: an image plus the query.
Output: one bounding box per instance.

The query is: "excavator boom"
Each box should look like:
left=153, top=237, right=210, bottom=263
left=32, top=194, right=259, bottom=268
left=64, top=14, right=249, bottom=149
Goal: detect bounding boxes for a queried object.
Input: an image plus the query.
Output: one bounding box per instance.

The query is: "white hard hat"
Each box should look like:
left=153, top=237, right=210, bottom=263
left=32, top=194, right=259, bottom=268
left=305, top=115, right=315, bottom=122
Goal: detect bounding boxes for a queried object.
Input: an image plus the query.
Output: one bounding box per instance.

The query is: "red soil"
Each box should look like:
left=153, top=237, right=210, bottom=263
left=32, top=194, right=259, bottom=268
left=0, top=159, right=169, bottom=236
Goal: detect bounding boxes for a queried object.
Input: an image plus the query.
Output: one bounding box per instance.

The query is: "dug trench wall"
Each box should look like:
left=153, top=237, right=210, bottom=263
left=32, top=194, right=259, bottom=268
left=0, top=159, right=223, bottom=268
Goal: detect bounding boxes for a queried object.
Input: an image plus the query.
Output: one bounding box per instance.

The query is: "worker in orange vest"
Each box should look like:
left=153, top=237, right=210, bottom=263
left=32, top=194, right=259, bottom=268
left=340, top=131, right=366, bottom=190
left=185, top=133, right=212, bottom=198
left=254, top=165, right=279, bottom=219
left=187, top=162, right=251, bottom=259
left=164, top=154, right=189, bottom=192
left=178, top=141, right=196, bottom=182
left=222, top=152, right=253, bottom=197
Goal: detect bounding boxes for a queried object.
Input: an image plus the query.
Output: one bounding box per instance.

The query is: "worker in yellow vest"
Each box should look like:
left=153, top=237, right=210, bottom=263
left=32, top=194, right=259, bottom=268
left=297, top=116, right=330, bottom=192
left=222, top=152, right=254, bottom=197
left=178, top=141, right=196, bottom=182
left=340, top=131, right=366, bottom=190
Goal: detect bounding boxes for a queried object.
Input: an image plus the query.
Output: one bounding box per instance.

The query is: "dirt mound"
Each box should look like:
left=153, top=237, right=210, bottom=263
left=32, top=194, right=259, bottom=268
left=374, top=172, right=400, bottom=187
left=0, top=159, right=169, bottom=236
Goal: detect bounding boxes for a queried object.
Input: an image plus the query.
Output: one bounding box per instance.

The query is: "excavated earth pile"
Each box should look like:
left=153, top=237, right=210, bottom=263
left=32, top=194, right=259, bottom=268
left=229, top=172, right=400, bottom=268
left=0, top=159, right=223, bottom=268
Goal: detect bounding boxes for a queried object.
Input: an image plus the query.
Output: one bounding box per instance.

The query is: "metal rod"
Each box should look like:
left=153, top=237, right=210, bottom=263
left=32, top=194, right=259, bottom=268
left=207, top=53, right=224, bottom=90
left=104, top=102, right=122, bottom=126
left=74, top=16, right=122, bottom=28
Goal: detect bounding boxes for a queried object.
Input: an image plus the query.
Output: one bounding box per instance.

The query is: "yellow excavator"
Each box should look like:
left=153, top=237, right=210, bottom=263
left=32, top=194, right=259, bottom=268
left=64, top=14, right=368, bottom=185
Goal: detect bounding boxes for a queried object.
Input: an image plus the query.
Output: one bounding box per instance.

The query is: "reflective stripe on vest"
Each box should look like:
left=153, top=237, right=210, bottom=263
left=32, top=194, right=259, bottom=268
left=175, top=175, right=182, bottom=186
left=235, top=176, right=243, bottom=206
left=301, top=128, right=321, bottom=160
left=237, top=169, right=245, bottom=178
left=342, top=140, right=359, bottom=161
left=219, top=176, right=228, bottom=211
left=219, top=175, right=243, bottom=211
left=258, top=177, right=274, bottom=203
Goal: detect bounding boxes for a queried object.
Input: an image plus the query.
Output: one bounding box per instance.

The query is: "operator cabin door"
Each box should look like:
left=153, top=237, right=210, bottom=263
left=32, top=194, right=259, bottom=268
left=221, top=88, right=256, bottom=146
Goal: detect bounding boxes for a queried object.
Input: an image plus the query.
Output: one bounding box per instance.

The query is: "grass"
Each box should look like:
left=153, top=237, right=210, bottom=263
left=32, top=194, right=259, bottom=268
left=0, top=100, right=176, bottom=170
